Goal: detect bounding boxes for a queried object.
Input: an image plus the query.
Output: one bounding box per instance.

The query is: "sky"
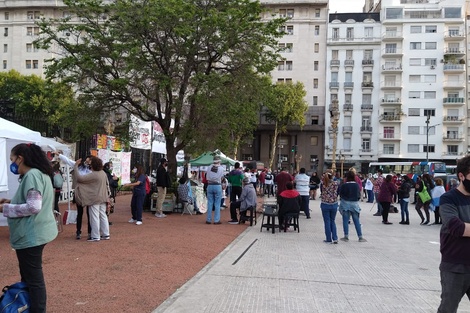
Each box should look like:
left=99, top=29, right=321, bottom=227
left=329, top=0, right=366, bottom=13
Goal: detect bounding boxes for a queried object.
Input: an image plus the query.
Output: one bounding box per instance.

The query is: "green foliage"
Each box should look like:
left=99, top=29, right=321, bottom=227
left=35, top=0, right=285, bottom=171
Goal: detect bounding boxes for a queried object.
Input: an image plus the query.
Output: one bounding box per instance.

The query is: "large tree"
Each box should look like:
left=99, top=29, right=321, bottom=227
left=35, top=0, right=285, bottom=174
left=264, top=82, right=308, bottom=170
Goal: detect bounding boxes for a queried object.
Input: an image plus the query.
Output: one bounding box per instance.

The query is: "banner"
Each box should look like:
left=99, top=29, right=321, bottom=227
left=130, top=115, right=152, bottom=150
left=96, top=149, right=132, bottom=184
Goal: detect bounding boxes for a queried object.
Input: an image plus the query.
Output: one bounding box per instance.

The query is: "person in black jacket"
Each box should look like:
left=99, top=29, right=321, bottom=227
left=155, top=158, right=171, bottom=218
left=278, top=182, right=301, bottom=230
left=104, top=162, right=119, bottom=220
left=398, top=175, right=412, bottom=225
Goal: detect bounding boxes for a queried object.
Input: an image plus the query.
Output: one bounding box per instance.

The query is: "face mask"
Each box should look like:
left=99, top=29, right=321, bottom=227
left=462, top=178, right=470, bottom=193
left=132, top=168, right=137, bottom=174
left=10, top=161, right=19, bottom=175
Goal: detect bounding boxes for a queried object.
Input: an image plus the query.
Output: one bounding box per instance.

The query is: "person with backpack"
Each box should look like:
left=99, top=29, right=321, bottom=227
left=123, top=164, right=147, bottom=225
left=52, top=161, right=64, bottom=213
left=415, top=174, right=434, bottom=225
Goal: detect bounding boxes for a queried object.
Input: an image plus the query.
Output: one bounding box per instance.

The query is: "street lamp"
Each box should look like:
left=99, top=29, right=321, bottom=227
left=329, top=99, right=340, bottom=172
left=340, top=152, right=345, bottom=177
left=425, top=114, right=440, bottom=162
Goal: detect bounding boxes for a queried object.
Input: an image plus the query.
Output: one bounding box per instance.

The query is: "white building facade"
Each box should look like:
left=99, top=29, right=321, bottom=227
left=325, top=12, right=382, bottom=173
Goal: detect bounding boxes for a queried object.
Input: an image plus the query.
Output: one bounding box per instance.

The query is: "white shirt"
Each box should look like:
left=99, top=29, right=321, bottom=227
left=295, top=173, right=310, bottom=196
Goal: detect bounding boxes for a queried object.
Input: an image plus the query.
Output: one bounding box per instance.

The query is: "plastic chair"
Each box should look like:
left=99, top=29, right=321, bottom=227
left=240, top=206, right=257, bottom=226
left=260, top=204, right=279, bottom=234
left=283, top=213, right=300, bottom=233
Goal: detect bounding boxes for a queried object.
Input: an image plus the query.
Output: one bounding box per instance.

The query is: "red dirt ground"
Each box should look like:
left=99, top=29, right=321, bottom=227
left=0, top=193, right=250, bottom=313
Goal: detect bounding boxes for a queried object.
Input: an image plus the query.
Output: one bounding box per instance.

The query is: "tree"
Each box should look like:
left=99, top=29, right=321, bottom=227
left=36, top=0, right=285, bottom=174
left=0, top=70, right=84, bottom=140
left=264, top=82, right=308, bottom=170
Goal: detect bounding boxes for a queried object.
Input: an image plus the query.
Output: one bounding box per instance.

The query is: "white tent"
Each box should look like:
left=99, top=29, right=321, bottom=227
left=0, top=118, right=41, bottom=195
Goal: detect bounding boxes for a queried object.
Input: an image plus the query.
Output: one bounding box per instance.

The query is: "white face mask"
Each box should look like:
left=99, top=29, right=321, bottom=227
left=132, top=168, right=137, bottom=174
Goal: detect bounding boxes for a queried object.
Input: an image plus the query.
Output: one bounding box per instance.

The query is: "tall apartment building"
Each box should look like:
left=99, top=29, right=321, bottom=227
left=256, top=0, right=328, bottom=171
left=325, top=12, right=382, bottom=173
left=376, top=0, right=467, bottom=165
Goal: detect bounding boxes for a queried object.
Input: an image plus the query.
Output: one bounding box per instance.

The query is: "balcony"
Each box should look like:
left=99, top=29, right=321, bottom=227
left=382, top=31, right=403, bottom=41
left=343, top=104, right=353, bottom=111
left=380, top=133, right=401, bottom=140
left=443, top=97, right=465, bottom=106
left=444, top=30, right=465, bottom=41
left=362, top=59, right=374, bottom=66
left=443, top=64, right=465, bottom=72
left=381, top=81, right=402, bottom=89
left=381, top=98, right=401, bottom=105
left=361, top=104, right=373, bottom=112
left=330, top=60, right=340, bottom=69
left=443, top=115, right=464, bottom=123
left=381, top=64, right=402, bottom=72
left=360, top=126, right=373, bottom=132
left=361, top=81, right=374, bottom=90
left=382, top=48, right=403, bottom=57
left=443, top=132, right=464, bottom=141
left=444, top=48, right=465, bottom=56
left=329, top=82, right=339, bottom=89
left=344, top=82, right=354, bottom=89
left=443, top=80, right=465, bottom=89
left=380, top=114, right=403, bottom=122
left=344, top=60, right=354, bottom=68
left=359, top=149, right=374, bottom=156
left=342, top=126, right=353, bottom=134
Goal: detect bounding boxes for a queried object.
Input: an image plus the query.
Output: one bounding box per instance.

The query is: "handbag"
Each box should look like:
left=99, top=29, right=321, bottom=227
left=0, top=282, right=30, bottom=313
left=418, top=184, right=431, bottom=203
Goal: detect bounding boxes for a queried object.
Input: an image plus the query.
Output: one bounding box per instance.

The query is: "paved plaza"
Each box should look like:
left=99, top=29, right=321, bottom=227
left=154, top=199, right=470, bottom=313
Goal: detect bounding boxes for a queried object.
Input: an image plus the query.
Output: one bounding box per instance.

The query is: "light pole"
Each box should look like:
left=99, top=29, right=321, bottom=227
left=425, top=114, right=440, bottom=162
left=340, top=152, right=345, bottom=177
left=329, top=99, right=340, bottom=172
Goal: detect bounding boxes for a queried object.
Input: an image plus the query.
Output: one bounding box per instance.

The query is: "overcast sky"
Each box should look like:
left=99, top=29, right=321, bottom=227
left=329, top=0, right=365, bottom=13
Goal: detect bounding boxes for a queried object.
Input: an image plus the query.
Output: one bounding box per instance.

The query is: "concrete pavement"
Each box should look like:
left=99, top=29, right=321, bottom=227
left=153, top=199, right=470, bottom=313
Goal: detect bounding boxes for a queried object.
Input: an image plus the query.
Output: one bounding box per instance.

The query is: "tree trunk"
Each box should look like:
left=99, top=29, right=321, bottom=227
left=165, top=137, right=178, bottom=183
left=231, top=135, right=241, bottom=160
left=268, top=123, right=279, bottom=170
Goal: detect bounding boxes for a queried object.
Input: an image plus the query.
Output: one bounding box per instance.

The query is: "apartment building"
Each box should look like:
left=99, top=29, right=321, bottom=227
left=375, top=0, right=467, bottom=164
left=325, top=12, right=382, bottom=173
left=256, top=0, right=328, bottom=171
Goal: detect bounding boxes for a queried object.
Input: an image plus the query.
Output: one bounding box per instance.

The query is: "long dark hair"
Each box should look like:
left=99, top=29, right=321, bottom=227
left=11, top=143, right=53, bottom=178
left=134, top=164, right=145, bottom=180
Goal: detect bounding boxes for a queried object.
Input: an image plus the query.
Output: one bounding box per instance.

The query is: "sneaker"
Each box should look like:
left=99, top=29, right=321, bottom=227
left=373, top=213, right=381, bottom=216
left=136, top=221, right=143, bottom=225
left=214, top=221, right=222, bottom=225
left=155, top=213, right=167, bottom=218
left=333, top=240, right=338, bottom=244
left=228, top=220, right=239, bottom=225
left=76, top=232, right=81, bottom=240
left=340, top=237, right=349, bottom=242
left=205, top=221, right=211, bottom=224
left=323, top=240, right=332, bottom=243
left=128, top=218, right=136, bottom=223
left=100, top=236, right=110, bottom=240
left=358, top=237, right=367, bottom=242
left=87, top=238, right=100, bottom=242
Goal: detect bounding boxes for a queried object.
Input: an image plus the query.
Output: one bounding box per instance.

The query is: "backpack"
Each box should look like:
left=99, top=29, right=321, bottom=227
left=53, top=172, right=64, bottom=189
left=145, top=176, right=151, bottom=195
left=265, top=174, right=273, bottom=181
left=0, top=282, right=30, bottom=313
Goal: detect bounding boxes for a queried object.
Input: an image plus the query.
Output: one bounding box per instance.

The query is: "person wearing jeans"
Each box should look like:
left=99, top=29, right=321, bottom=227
left=295, top=168, right=311, bottom=219
left=320, top=170, right=340, bottom=243
left=339, top=170, right=367, bottom=242
left=398, top=176, right=412, bottom=225
left=377, top=174, right=397, bottom=225
left=205, top=156, right=225, bottom=224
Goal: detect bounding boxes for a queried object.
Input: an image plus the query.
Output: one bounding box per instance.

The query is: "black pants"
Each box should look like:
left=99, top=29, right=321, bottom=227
left=380, top=201, right=391, bottom=223
left=230, top=186, right=242, bottom=203
left=54, top=190, right=60, bottom=212
left=438, top=271, right=470, bottom=313
left=16, top=244, right=47, bottom=313
left=76, top=204, right=91, bottom=235
left=230, top=201, right=241, bottom=221
left=434, top=206, right=442, bottom=224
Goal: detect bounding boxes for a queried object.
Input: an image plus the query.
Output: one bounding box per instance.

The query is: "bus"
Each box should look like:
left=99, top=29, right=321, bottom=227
left=368, top=161, right=447, bottom=181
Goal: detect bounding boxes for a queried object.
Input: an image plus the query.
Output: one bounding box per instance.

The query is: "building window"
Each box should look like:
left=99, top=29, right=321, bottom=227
left=424, top=109, right=436, bottom=117
left=345, top=72, right=352, bottom=82
left=410, top=26, right=421, bottom=33
left=4, top=12, right=9, bottom=20
left=313, top=96, right=318, bottom=106
left=277, top=78, right=284, bottom=84
left=408, top=126, right=420, bottom=135
left=408, top=108, right=420, bottom=116
left=409, top=91, right=420, bottom=99
left=409, top=58, right=421, bottom=66
left=383, top=144, right=395, bottom=154
left=2, top=60, right=6, bottom=69
left=286, top=26, right=293, bottom=35
left=33, top=60, right=39, bottom=69
left=332, top=50, right=338, bottom=60
left=315, top=9, right=320, bottom=17
left=332, top=28, right=339, bottom=40
left=26, top=60, right=32, bottom=69
left=315, top=25, right=320, bottom=36
left=425, top=25, right=437, bottom=33
left=383, top=127, right=394, bottom=139
left=410, top=42, right=421, bottom=50
left=409, top=75, right=420, bottom=83
left=313, top=79, right=318, bottom=89
left=423, top=145, right=435, bottom=153
left=362, top=139, right=371, bottom=151
left=362, top=94, right=371, bottom=104
left=3, top=44, right=6, bottom=53
left=425, top=42, right=437, bottom=49
left=314, top=43, right=319, bottom=53
left=286, top=61, right=292, bottom=71
left=447, top=145, right=459, bottom=155
left=27, top=11, right=34, bottom=20
left=424, top=91, right=436, bottom=98
left=425, top=58, right=437, bottom=66
left=346, top=27, right=354, bottom=40
left=26, top=27, right=40, bottom=36
left=444, top=7, right=461, bottom=18
left=346, top=50, right=353, bottom=59
left=285, top=43, right=293, bottom=52
left=364, top=27, right=373, bottom=39
left=364, top=50, right=372, bottom=60
left=26, top=43, right=32, bottom=52
left=277, top=61, right=284, bottom=71
left=287, top=9, right=294, bottom=18
left=310, top=136, right=318, bottom=145
left=314, top=61, right=318, bottom=71
left=408, top=144, right=420, bottom=153
left=311, top=116, right=319, bottom=126
left=285, top=78, right=292, bottom=84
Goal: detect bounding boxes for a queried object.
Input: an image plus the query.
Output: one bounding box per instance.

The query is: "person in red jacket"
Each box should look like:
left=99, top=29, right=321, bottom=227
left=275, top=168, right=293, bottom=199
left=278, top=181, right=301, bottom=229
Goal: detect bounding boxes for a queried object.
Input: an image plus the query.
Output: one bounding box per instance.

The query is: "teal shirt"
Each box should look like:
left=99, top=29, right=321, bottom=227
left=8, top=168, right=58, bottom=249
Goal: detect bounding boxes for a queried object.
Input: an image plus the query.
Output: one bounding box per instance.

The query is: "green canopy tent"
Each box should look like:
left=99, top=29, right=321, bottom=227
left=178, top=150, right=236, bottom=167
